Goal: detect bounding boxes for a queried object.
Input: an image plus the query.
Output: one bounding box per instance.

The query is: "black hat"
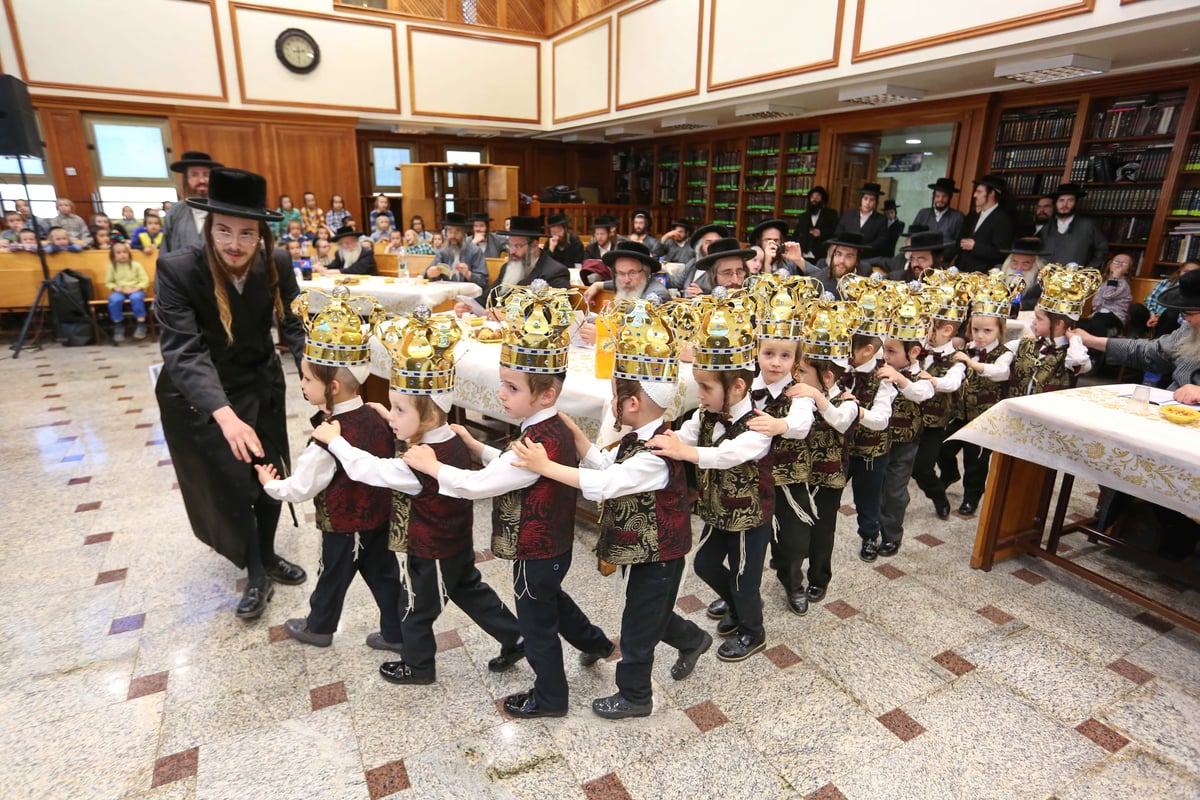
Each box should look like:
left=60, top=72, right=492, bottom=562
left=170, top=150, right=222, bottom=174
left=750, top=218, right=789, bottom=243
left=972, top=174, right=1007, bottom=195
left=907, top=223, right=929, bottom=236
left=185, top=168, right=281, bottom=222
left=592, top=215, right=618, bottom=229
left=1158, top=268, right=1200, bottom=311
left=602, top=240, right=660, bottom=273
left=688, top=223, right=731, bottom=248
left=667, top=219, right=693, bottom=233
left=332, top=224, right=363, bottom=242
left=883, top=199, right=900, bottom=211
left=469, top=212, right=493, bottom=224
left=927, top=177, right=960, bottom=194
left=809, top=185, right=829, bottom=199
left=825, top=232, right=867, bottom=250
left=632, top=208, right=652, bottom=222
left=857, top=182, right=884, bottom=197
left=695, top=237, right=756, bottom=271
left=1050, top=182, right=1088, bottom=200
left=1001, top=237, right=1050, bottom=256
left=496, top=215, right=545, bottom=238
left=441, top=211, right=471, bottom=229
left=899, top=230, right=949, bottom=253
left=545, top=213, right=571, bottom=228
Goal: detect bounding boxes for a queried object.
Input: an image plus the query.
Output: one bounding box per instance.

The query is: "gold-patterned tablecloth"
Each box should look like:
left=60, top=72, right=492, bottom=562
left=298, top=275, right=479, bottom=316
left=952, top=384, right=1200, bottom=518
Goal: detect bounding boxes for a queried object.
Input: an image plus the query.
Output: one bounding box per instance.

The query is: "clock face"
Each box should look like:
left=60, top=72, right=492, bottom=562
left=276, top=29, right=319, bottom=74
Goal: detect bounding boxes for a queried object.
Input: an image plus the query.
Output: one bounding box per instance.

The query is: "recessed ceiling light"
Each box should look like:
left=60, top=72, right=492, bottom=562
left=994, top=54, right=1109, bottom=84
left=905, top=138, right=922, bottom=145
left=733, top=102, right=806, bottom=120
left=839, top=84, right=926, bottom=106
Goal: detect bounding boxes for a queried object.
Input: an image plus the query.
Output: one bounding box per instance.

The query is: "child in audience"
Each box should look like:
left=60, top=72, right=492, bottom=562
left=119, top=206, right=139, bottom=233
left=431, top=231, right=445, bottom=250
left=285, top=240, right=311, bottom=275
left=2, top=210, right=22, bottom=245
left=50, top=197, right=91, bottom=247
left=273, top=194, right=302, bottom=238
left=132, top=215, right=163, bottom=254
left=314, top=224, right=334, bottom=246
left=90, top=227, right=111, bottom=250
left=104, top=241, right=150, bottom=342
left=403, top=282, right=612, bottom=718
left=14, top=228, right=38, bottom=252
left=313, top=308, right=523, bottom=685
left=44, top=226, right=83, bottom=253
left=313, top=239, right=334, bottom=268
left=300, top=191, right=324, bottom=235
left=326, top=195, right=351, bottom=231
left=369, top=195, right=395, bottom=232
left=371, top=214, right=393, bottom=243
left=255, top=292, right=405, bottom=651
left=280, top=218, right=312, bottom=251
left=404, top=229, right=435, bottom=256
left=384, top=229, right=406, bottom=255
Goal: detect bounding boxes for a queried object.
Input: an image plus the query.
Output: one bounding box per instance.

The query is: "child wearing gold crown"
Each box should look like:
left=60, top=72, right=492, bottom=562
left=1007, top=263, right=1097, bottom=396
left=403, top=280, right=613, bottom=718
left=255, top=288, right=405, bottom=650
left=510, top=297, right=713, bottom=719
left=648, top=285, right=776, bottom=662
left=312, top=306, right=524, bottom=685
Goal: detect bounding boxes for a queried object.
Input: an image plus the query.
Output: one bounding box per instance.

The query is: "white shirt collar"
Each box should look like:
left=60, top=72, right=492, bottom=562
left=1056, top=216, right=1073, bottom=234
left=1052, top=334, right=1068, bottom=346
left=520, top=406, right=558, bottom=431
left=825, top=385, right=841, bottom=400
left=934, top=208, right=947, bottom=221
left=420, top=423, right=455, bottom=444
left=852, top=358, right=877, bottom=373
left=972, top=340, right=1000, bottom=354
left=331, top=396, right=364, bottom=415
left=727, top=395, right=753, bottom=420
left=928, top=340, right=956, bottom=354
left=633, top=416, right=666, bottom=441
left=977, top=204, right=998, bottom=225
left=752, top=372, right=792, bottom=397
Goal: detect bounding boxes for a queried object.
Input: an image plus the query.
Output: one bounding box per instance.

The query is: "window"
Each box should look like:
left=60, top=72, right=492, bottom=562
left=369, top=143, right=413, bottom=192
left=84, top=114, right=178, bottom=218
left=445, top=148, right=484, bottom=165
left=0, top=155, right=56, bottom=218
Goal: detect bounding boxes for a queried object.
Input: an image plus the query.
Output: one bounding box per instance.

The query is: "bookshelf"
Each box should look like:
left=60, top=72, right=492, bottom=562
left=682, top=145, right=710, bottom=227
left=710, top=139, right=742, bottom=231
left=741, top=133, right=780, bottom=239
left=988, top=103, right=1077, bottom=224
left=1160, top=126, right=1200, bottom=267
left=657, top=145, right=679, bottom=206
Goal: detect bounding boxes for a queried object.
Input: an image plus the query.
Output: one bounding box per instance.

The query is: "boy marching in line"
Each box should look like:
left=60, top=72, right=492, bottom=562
left=1008, top=263, right=1099, bottom=397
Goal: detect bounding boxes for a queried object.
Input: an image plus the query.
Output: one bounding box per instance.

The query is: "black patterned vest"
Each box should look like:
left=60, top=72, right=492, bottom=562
left=960, top=344, right=1010, bottom=422
left=806, top=396, right=856, bottom=490
left=888, top=368, right=925, bottom=445
left=696, top=409, right=775, bottom=531
left=389, top=436, right=474, bottom=559
left=310, top=406, right=393, bottom=534
left=841, top=364, right=890, bottom=459
left=596, top=425, right=692, bottom=565
left=1009, top=338, right=1072, bottom=397
left=920, top=349, right=959, bottom=429
left=491, top=413, right=578, bottom=560
left=757, top=383, right=809, bottom=486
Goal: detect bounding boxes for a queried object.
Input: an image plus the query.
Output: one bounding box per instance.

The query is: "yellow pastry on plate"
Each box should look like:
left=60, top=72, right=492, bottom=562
left=1159, top=405, right=1200, bottom=425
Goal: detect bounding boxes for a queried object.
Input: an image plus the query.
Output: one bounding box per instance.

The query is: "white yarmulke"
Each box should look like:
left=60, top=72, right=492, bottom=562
left=347, top=364, right=372, bottom=385
left=431, top=392, right=455, bottom=413
left=640, top=380, right=679, bottom=410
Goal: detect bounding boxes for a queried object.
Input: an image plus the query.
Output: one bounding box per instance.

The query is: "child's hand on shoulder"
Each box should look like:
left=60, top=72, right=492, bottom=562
left=254, top=463, right=278, bottom=486
left=877, top=364, right=899, bottom=383
left=366, top=401, right=390, bottom=421
left=449, top=423, right=484, bottom=455
left=312, top=420, right=341, bottom=444
left=786, top=383, right=821, bottom=400
left=917, top=370, right=934, bottom=382
left=838, top=390, right=857, bottom=403
left=951, top=351, right=970, bottom=364
left=403, top=443, right=440, bottom=474
left=647, top=429, right=685, bottom=459
left=510, top=438, right=550, bottom=472
left=746, top=409, right=788, bottom=437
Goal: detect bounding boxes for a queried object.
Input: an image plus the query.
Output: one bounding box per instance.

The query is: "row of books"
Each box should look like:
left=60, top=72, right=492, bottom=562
left=991, top=144, right=1070, bottom=169
left=711, top=152, right=742, bottom=171
left=745, top=156, right=779, bottom=176
left=744, top=176, right=775, bottom=192
left=1005, top=171, right=1064, bottom=196
left=995, top=108, right=1076, bottom=143
left=786, top=131, right=819, bottom=151
left=1081, top=187, right=1161, bottom=212
left=683, top=150, right=708, bottom=166
left=684, top=188, right=707, bottom=205
left=1170, top=189, right=1200, bottom=216
left=1160, top=225, right=1200, bottom=263
left=786, top=152, right=818, bottom=173
left=783, top=174, right=816, bottom=194
left=1185, top=142, right=1200, bottom=172
left=746, top=135, right=781, bottom=156
left=1088, top=92, right=1185, bottom=139
left=1098, top=215, right=1154, bottom=244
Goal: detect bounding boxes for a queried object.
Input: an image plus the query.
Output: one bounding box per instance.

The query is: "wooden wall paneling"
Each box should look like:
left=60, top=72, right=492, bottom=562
left=172, top=118, right=272, bottom=185
left=272, top=124, right=361, bottom=223
left=37, top=108, right=97, bottom=217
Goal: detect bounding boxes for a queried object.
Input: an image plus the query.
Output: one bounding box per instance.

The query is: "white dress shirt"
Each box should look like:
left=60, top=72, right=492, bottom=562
left=896, top=363, right=936, bottom=402
left=438, top=407, right=559, bottom=499
left=818, top=385, right=859, bottom=434
left=577, top=416, right=670, bottom=502
left=262, top=397, right=364, bottom=503
left=751, top=373, right=815, bottom=439
left=328, top=423, right=456, bottom=496
left=922, top=341, right=967, bottom=393
left=966, top=340, right=1014, bottom=382
left=676, top=395, right=772, bottom=470
left=848, top=360, right=896, bottom=432
left=1005, top=334, right=1091, bottom=395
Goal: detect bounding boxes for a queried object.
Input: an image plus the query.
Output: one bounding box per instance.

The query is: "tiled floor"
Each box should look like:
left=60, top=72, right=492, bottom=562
left=3, top=340, right=1199, bottom=799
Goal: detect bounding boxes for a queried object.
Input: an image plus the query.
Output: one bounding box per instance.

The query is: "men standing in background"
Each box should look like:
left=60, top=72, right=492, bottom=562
left=654, top=219, right=694, bottom=264
left=957, top=174, right=1013, bottom=273
left=834, top=182, right=890, bottom=259
left=794, top=185, right=837, bottom=262
left=1039, top=183, right=1108, bottom=269
left=882, top=200, right=905, bottom=257
left=470, top=212, right=507, bottom=259
left=625, top=209, right=659, bottom=254
left=545, top=213, right=584, bottom=267
left=910, top=177, right=964, bottom=262
left=162, top=151, right=222, bottom=253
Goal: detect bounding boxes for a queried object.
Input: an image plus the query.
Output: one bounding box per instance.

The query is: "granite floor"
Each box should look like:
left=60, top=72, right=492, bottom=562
left=3, top=337, right=1199, bottom=800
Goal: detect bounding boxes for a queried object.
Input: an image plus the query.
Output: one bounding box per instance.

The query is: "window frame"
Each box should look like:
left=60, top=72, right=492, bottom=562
left=368, top=140, right=416, bottom=194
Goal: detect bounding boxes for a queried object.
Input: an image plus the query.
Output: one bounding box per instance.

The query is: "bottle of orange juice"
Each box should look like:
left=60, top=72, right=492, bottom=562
left=594, top=314, right=615, bottom=379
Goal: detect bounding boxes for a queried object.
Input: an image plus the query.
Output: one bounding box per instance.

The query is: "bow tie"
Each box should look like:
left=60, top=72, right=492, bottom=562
left=751, top=388, right=769, bottom=403
left=967, top=346, right=984, bottom=358
left=917, top=347, right=931, bottom=360
left=702, top=410, right=730, bottom=427
left=1037, top=338, right=1065, bottom=357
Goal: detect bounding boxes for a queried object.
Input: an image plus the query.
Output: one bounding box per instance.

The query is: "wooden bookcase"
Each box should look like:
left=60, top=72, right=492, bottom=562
left=709, top=137, right=743, bottom=231
left=681, top=144, right=710, bottom=227
left=986, top=103, right=1077, bottom=227
left=1159, top=110, right=1200, bottom=269
left=398, top=163, right=518, bottom=231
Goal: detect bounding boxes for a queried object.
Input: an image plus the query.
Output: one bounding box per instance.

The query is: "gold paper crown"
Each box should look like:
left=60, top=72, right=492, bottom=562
left=1037, top=262, right=1103, bottom=320
left=493, top=279, right=581, bottom=373
left=292, top=286, right=385, bottom=367
left=599, top=296, right=681, bottom=383
left=747, top=270, right=824, bottom=340
left=971, top=268, right=1026, bottom=318
left=799, top=293, right=864, bottom=362
left=838, top=272, right=902, bottom=337
left=921, top=267, right=974, bottom=322
left=688, top=286, right=757, bottom=371
left=890, top=281, right=933, bottom=342
left=375, top=305, right=461, bottom=395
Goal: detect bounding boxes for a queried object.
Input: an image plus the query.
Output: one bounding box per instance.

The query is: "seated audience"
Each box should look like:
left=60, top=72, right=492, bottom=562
left=104, top=241, right=150, bottom=342
left=1076, top=252, right=1138, bottom=338
left=272, top=194, right=302, bottom=238
left=300, top=191, right=324, bottom=235
left=90, top=226, right=112, bottom=250
left=313, top=239, right=334, bottom=268
left=371, top=214, right=393, bottom=243
left=384, top=229, right=406, bottom=254
left=44, top=226, right=83, bottom=253
left=369, top=195, right=395, bottom=232
left=50, top=198, right=92, bottom=247
left=320, top=225, right=376, bottom=275
left=325, top=194, right=351, bottom=230
left=2, top=210, right=23, bottom=245
left=403, top=229, right=435, bottom=256
left=1145, top=261, right=1199, bottom=339
left=132, top=214, right=164, bottom=254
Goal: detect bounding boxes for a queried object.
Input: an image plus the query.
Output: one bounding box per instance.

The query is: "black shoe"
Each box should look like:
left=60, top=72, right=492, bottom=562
left=503, top=690, right=566, bottom=719
left=670, top=632, right=713, bottom=680
left=716, top=632, right=766, bottom=662
left=579, top=639, right=615, bottom=666
left=806, top=584, right=827, bottom=603
left=705, top=599, right=728, bottom=620
left=788, top=591, right=809, bottom=616
left=592, top=692, right=652, bottom=720
left=264, top=556, right=307, bottom=585
left=768, top=557, right=778, bottom=570
left=859, top=539, right=878, bottom=563
left=379, top=660, right=435, bottom=685
left=958, top=498, right=979, bottom=516
left=940, top=469, right=961, bottom=488
left=878, top=541, right=901, bottom=557
left=488, top=641, right=525, bottom=673
left=716, top=613, right=739, bottom=637
left=235, top=582, right=274, bottom=619
left=284, top=617, right=331, bottom=646
left=364, top=632, right=404, bottom=653
left=934, top=498, right=951, bottom=520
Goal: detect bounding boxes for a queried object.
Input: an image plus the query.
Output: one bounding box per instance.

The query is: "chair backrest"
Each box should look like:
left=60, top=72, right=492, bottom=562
left=404, top=253, right=435, bottom=277
left=485, top=257, right=506, bottom=285
left=375, top=252, right=399, bottom=277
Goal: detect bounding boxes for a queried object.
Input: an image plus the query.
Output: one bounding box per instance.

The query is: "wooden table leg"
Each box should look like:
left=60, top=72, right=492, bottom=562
left=971, top=452, right=1057, bottom=570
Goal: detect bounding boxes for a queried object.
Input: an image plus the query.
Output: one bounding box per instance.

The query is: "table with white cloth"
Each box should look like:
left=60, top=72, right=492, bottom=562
left=298, top=275, right=480, bottom=316
left=953, top=384, right=1200, bottom=632
left=1005, top=310, right=1034, bottom=342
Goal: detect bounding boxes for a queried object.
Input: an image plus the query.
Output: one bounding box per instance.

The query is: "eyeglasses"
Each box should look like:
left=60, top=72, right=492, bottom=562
left=615, top=270, right=645, bottom=280
left=212, top=229, right=260, bottom=246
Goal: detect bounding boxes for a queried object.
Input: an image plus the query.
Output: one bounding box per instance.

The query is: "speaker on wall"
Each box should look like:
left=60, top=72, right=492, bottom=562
left=0, top=74, right=45, bottom=160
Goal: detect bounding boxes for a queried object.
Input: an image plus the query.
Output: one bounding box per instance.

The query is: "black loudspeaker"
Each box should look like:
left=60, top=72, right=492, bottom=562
left=0, top=74, right=44, bottom=159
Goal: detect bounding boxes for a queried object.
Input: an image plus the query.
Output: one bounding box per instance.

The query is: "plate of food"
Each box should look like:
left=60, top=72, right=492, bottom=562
left=1159, top=405, right=1200, bottom=426
left=471, top=321, right=504, bottom=343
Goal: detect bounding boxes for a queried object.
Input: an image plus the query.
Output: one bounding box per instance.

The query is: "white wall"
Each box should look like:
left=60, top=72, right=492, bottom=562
left=407, top=28, right=540, bottom=123
left=553, top=21, right=610, bottom=123
left=615, top=0, right=702, bottom=109
left=708, top=0, right=840, bottom=89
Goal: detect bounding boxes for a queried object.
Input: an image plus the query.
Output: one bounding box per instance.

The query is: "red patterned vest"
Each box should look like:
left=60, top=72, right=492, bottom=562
left=390, top=435, right=474, bottom=560
left=806, top=397, right=856, bottom=490
left=841, top=363, right=890, bottom=459
left=1009, top=338, right=1073, bottom=397
left=696, top=409, right=775, bottom=531
left=491, top=413, right=578, bottom=560
left=596, top=424, right=691, bottom=565
left=311, top=406, right=393, bottom=534
left=919, top=349, right=959, bottom=429
left=757, top=383, right=809, bottom=486
left=888, top=367, right=926, bottom=445
left=959, top=344, right=1010, bottom=422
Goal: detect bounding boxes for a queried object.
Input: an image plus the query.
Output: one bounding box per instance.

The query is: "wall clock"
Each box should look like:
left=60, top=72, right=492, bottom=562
left=275, top=28, right=320, bottom=74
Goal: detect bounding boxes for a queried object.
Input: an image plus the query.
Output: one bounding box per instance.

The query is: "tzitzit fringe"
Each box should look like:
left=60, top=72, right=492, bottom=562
left=513, top=560, right=537, bottom=600
left=779, top=484, right=816, bottom=527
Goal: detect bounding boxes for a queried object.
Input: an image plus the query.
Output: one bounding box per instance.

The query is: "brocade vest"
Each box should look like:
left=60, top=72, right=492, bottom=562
left=841, top=365, right=890, bottom=459
left=758, top=383, right=809, bottom=486
left=389, top=436, right=474, bottom=560
left=888, top=372, right=925, bottom=445
left=920, top=351, right=959, bottom=429
left=311, top=406, right=393, bottom=534
left=1009, top=338, right=1072, bottom=397
left=491, top=414, right=578, bottom=560
left=696, top=409, right=775, bottom=531
left=959, top=345, right=1010, bottom=422
left=806, top=397, right=856, bottom=490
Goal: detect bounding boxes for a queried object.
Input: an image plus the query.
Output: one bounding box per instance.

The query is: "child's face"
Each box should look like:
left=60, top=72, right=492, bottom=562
left=332, top=197, right=345, bottom=210
left=316, top=240, right=330, bottom=256
left=112, top=243, right=131, bottom=262
left=146, top=218, right=162, bottom=234
left=18, top=231, right=36, bottom=246
left=882, top=339, right=914, bottom=370
left=49, top=230, right=69, bottom=247
left=95, top=230, right=111, bottom=247
left=693, top=370, right=726, bottom=413
left=56, top=199, right=72, bottom=215
left=376, top=196, right=389, bottom=211
left=387, top=392, right=423, bottom=442
left=969, top=316, right=1001, bottom=348
left=122, top=206, right=134, bottom=219
left=304, top=194, right=317, bottom=208
left=927, top=320, right=956, bottom=347
left=1108, top=256, right=1132, bottom=278
left=850, top=341, right=879, bottom=368
left=5, top=214, right=21, bottom=232
left=281, top=196, right=293, bottom=211
left=432, top=233, right=444, bottom=248
left=287, top=221, right=303, bottom=237
left=286, top=240, right=301, bottom=258
left=794, top=360, right=826, bottom=391
left=299, top=361, right=327, bottom=408
left=376, top=217, right=390, bottom=232
left=497, top=367, right=542, bottom=420
left=758, top=339, right=798, bottom=385
left=1032, top=307, right=1052, bottom=339
left=389, top=231, right=403, bottom=245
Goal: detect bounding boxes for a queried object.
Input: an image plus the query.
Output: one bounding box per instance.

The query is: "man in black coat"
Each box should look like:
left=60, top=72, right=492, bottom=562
left=910, top=177, right=965, bottom=262
left=882, top=199, right=905, bottom=256
left=324, top=225, right=377, bottom=275
left=794, top=185, right=838, bottom=262
left=834, top=182, right=890, bottom=259
left=545, top=212, right=585, bottom=267
left=475, top=215, right=570, bottom=310
left=1039, top=183, right=1108, bottom=269
left=957, top=174, right=1014, bottom=273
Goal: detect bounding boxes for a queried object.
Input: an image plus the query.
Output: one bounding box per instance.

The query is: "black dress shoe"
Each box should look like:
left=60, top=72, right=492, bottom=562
left=715, top=613, right=739, bottom=637
left=265, top=556, right=307, bottom=585
left=716, top=632, right=766, bottom=662
left=670, top=631, right=713, bottom=680
left=940, top=469, right=961, bottom=488
left=958, top=498, right=979, bottom=516
left=579, top=639, right=615, bottom=666
left=235, top=582, right=274, bottom=619
left=934, top=498, right=951, bottom=520
left=859, top=539, right=878, bottom=563
left=788, top=591, right=809, bottom=616
left=705, top=599, right=728, bottom=620
left=488, top=641, right=525, bottom=673
left=503, top=690, right=566, bottom=719
left=379, top=659, right=435, bottom=685
left=592, top=692, right=652, bottom=720
left=878, top=541, right=901, bottom=557
left=806, top=584, right=827, bottom=603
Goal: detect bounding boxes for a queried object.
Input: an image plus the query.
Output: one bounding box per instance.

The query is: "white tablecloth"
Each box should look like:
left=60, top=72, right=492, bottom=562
left=298, top=275, right=479, bottom=316
left=1006, top=310, right=1034, bottom=342
left=952, top=384, right=1200, bottom=517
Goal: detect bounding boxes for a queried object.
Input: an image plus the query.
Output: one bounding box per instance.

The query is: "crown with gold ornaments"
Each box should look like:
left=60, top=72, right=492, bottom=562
left=491, top=278, right=582, bottom=373
left=747, top=269, right=824, bottom=340
left=838, top=272, right=903, bottom=338
left=599, top=296, right=682, bottom=383
left=920, top=267, right=975, bottom=322
left=889, top=281, right=934, bottom=342
left=374, top=305, right=461, bottom=397
left=292, top=286, right=385, bottom=367
left=686, top=286, right=758, bottom=371
left=1036, top=262, right=1103, bottom=320
left=970, top=268, right=1026, bottom=318
left=799, top=292, right=864, bottom=363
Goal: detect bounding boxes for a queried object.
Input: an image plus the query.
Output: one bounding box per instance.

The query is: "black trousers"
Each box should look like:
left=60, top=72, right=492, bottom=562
left=773, top=484, right=842, bottom=592
left=401, top=548, right=521, bottom=675
left=615, top=558, right=706, bottom=704
left=694, top=522, right=771, bottom=639
left=938, top=418, right=992, bottom=504
left=912, top=426, right=950, bottom=502
left=306, top=526, right=404, bottom=642
left=844, top=454, right=890, bottom=542
left=514, top=551, right=610, bottom=712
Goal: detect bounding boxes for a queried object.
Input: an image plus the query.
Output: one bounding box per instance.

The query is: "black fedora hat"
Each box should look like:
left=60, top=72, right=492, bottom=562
left=632, top=208, right=652, bottom=222
left=1158, top=268, right=1200, bottom=311
left=602, top=240, right=660, bottom=272
left=545, top=213, right=572, bottom=228
left=825, top=232, right=867, bottom=250
left=688, top=223, right=731, bottom=248
left=469, top=212, right=493, bottom=223
left=186, top=168, right=281, bottom=222
left=809, top=185, right=829, bottom=199
left=899, top=230, right=949, bottom=253
left=695, top=237, right=756, bottom=271
left=332, top=224, right=363, bottom=243
left=857, top=182, right=885, bottom=197
left=972, top=174, right=1008, bottom=195
left=883, top=199, right=900, bottom=211
left=667, top=219, right=693, bottom=233
left=1050, top=182, right=1088, bottom=200
left=1001, top=237, right=1050, bottom=256
left=907, top=223, right=929, bottom=236
left=927, top=177, right=960, bottom=194
left=592, top=215, right=618, bottom=229
left=496, top=215, right=545, bottom=238
left=750, top=218, right=789, bottom=243
left=170, top=150, right=222, bottom=174
left=440, top=211, right=471, bottom=229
